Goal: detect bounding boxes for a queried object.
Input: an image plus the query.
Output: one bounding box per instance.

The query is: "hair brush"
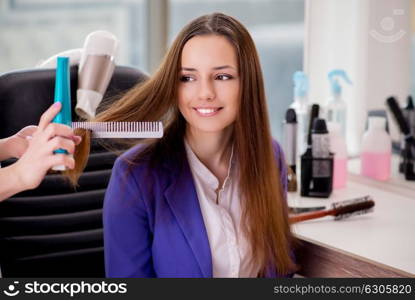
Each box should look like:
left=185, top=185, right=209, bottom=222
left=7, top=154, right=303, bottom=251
left=289, top=195, right=375, bottom=224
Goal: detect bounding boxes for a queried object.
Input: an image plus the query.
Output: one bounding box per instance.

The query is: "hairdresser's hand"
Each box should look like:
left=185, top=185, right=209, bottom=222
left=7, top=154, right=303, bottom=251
left=2, top=125, right=38, bottom=159
left=10, top=102, right=82, bottom=190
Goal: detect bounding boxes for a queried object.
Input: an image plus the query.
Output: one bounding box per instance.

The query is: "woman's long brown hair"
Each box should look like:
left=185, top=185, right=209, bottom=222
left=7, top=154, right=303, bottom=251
left=68, top=12, right=297, bottom=276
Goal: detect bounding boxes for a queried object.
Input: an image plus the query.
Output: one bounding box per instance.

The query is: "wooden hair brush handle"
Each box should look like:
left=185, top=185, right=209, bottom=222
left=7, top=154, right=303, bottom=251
left=289, top=209, right=335, bottom=224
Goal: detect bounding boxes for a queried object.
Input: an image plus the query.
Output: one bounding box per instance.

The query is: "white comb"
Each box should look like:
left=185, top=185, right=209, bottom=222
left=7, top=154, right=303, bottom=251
left=71, top=121, right=163, bottom=138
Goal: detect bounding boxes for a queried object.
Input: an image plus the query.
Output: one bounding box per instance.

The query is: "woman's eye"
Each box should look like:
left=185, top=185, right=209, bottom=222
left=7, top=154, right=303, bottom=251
left=180, top=76, right=194, bottom=82
left=216, top=74, right=233, bottom=80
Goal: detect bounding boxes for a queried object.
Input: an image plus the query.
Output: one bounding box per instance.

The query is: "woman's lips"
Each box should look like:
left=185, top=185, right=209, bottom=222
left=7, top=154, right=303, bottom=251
left=193, top=107, right=223, bottom=117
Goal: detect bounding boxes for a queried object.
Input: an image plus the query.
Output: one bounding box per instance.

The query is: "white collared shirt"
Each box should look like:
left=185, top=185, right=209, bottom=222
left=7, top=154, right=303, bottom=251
left=184, top=139, right=259, bottom=278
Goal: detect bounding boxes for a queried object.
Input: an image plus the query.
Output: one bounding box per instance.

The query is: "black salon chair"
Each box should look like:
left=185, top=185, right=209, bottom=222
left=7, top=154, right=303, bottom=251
left=0, top=65, right=147, bottom=277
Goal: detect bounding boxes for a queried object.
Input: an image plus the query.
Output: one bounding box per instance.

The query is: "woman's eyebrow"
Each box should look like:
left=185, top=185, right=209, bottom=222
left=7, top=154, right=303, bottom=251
left=213, top=65, right=235, bottom=70
left=180, top=65, right=236, bottom=71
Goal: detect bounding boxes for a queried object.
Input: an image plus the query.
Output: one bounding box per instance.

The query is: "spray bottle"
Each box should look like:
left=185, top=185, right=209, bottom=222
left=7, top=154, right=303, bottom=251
left=291, top=71, right=309, bottom=158
left=327, top=70, right=352, bottom=136
left=328, top=122, right=348, bottom=189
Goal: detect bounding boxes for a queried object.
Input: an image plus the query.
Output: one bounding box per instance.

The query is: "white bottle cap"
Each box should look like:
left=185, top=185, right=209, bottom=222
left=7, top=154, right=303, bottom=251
left=368, top=116, right=386, bottom=130
left=52, top=165, right=66, bottom=171
left=51, top=154, right=73, bottom=172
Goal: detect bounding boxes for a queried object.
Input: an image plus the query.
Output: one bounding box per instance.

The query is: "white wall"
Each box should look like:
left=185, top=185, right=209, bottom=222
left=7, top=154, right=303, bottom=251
left=366, top=0, right=411, bottom=141
left=304, top=0, right=411, bottom=155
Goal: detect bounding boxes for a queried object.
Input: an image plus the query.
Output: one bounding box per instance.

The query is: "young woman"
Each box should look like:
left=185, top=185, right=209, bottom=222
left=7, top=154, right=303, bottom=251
left=71, top=12, right=297, bottom=278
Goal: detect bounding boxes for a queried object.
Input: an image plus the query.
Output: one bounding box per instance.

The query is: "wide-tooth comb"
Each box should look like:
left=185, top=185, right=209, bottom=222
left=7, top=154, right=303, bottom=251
left=71, top=121, right=163, bottom=138
left=289, top=195, right=375, bottom=224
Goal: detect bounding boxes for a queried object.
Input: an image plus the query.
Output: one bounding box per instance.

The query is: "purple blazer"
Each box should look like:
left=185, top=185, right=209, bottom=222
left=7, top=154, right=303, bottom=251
left=103, top=140, right=289, bottom=278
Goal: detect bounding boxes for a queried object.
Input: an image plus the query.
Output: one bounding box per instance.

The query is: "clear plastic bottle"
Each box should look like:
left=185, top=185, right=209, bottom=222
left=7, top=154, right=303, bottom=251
left=361, top=117, right=391, bottom=181
left=328, top=122, right=348, bottom=189
left=327, top=70, right=352, bottom=137
left=291, top=71, right=309, bottom=157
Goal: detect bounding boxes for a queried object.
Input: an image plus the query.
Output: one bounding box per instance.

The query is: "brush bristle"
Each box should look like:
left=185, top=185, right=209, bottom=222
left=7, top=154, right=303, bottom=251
left=332, top=196, right=375, bottom=220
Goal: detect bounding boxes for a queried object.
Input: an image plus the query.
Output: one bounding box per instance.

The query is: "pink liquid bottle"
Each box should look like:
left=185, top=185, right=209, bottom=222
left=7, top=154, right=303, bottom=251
left=361, top=116, right=391, bottom=181
left=328, top=122, right=348, bottom=189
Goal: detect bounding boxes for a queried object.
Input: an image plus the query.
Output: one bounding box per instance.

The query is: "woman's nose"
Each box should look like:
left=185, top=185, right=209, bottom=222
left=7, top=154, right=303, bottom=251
left=197, top=78, right=215, bottom=101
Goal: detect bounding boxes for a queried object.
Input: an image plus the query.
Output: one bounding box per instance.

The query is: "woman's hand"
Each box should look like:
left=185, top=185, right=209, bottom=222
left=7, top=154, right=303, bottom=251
left=10, top=102, right=81, bottom=190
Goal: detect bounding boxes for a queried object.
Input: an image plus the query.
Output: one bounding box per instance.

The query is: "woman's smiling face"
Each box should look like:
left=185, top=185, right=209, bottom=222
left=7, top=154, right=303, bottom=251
left=177, top=34, right=240, bottom=134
